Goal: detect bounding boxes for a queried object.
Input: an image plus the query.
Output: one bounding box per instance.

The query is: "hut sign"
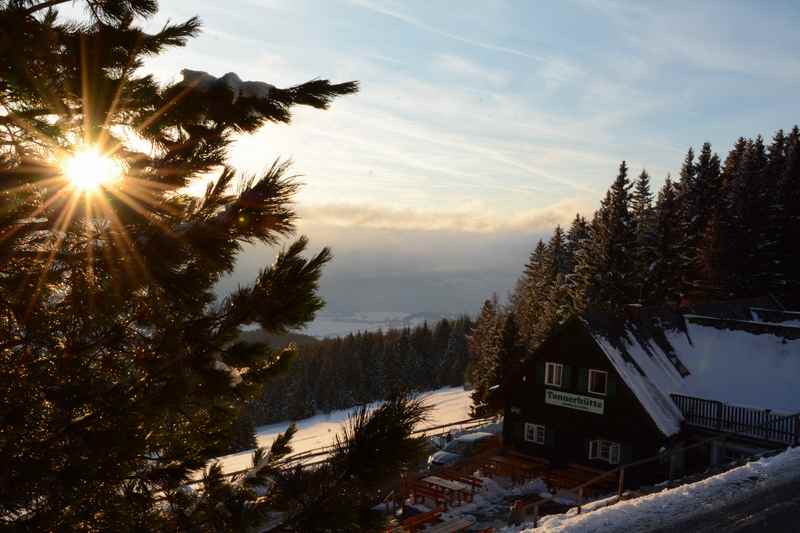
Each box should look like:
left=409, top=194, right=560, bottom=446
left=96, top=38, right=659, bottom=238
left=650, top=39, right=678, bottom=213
left=545, top=389, right=604, bottom=415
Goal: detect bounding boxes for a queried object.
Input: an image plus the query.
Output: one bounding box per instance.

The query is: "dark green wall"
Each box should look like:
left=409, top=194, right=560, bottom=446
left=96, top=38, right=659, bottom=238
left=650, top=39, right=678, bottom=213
left=504, top=319, right=667, bottom=469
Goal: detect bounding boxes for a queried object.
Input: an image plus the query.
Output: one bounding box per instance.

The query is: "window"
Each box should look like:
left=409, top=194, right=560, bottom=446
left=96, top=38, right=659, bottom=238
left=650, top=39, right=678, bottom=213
left=545, top=362, right=563, bottom=387
left=524, top=423, right=546, bottom=445
left=589, top=440, right=621, bottom=464
left=588, top=369, right=608, bottom=395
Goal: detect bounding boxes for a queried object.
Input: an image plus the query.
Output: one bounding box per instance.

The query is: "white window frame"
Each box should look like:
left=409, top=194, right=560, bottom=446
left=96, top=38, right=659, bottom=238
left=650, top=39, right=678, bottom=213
left=589, top=439, right=621, bottom=464
left=524, top=423, right=546, bottom=445
left=588, top=369, right=608, bottom=396
left=545, top=362, right=564, bottom=387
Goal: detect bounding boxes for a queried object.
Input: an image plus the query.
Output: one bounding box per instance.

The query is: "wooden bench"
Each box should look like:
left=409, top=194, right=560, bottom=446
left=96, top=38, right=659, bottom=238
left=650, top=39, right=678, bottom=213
left=421, top=476, right=473, bottom=504
left=398, top=509, right=442, bottom=532
left=410, top=484, right=448, bottom=509
left=438, top=471, right=483, bottom=491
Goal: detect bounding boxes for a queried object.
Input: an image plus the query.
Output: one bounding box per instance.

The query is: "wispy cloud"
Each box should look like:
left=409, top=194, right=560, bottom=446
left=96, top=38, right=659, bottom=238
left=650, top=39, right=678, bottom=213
left=433, top=53, right=510, bottom=87
left=349, top=0, right=547, bottom=62
left=299, top=198, right=592, bottom=234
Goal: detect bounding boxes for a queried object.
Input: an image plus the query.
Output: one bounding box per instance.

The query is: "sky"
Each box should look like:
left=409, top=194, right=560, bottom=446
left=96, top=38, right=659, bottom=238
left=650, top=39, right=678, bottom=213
left=118, top=1, right=800, bottom=316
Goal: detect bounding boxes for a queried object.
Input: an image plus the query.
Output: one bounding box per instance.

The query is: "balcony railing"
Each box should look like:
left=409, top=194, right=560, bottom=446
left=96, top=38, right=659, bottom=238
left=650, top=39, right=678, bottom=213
left=671, top=394, right=800, bottom=445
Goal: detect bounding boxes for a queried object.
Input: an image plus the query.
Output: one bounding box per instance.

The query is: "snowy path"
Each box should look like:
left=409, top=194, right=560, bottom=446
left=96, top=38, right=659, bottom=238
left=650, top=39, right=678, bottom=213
left=509, top=446, right=800, bottom=532
left=213, top=386, right=472, bottom=474
left=649, top=476, right=800, bottom=532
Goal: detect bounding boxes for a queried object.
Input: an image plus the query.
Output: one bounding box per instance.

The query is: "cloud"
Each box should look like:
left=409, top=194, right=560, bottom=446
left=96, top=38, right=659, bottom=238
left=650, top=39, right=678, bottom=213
left=349, top=0, right=547, bottom=62
left=433, top=53, right=510, bottom=87
left=298, top=198, right=592, bottom=234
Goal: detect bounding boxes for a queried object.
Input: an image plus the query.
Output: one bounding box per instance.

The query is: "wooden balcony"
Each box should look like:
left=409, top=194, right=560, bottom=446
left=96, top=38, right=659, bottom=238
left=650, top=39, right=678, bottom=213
left=671, top=394, right=800, bottom=445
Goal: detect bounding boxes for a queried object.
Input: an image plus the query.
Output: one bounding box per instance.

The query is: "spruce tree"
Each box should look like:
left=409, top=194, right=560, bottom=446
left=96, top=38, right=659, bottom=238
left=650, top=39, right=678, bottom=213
left=630, top=170, right=656, bottom=300
left=777, top=127, right=800, bottom=298
left=650, top=176, right=683, bottom=303
left=573, top=161, right=636, bottom=310
left=564, top=213, right=589, bottom=273
left=491, top=313, right=525, bottom=410
left=467, top=297, right=501, bottom=412
left=0, top=2, right=426, bottom=530
left=511, top=239, right=546, bottom=348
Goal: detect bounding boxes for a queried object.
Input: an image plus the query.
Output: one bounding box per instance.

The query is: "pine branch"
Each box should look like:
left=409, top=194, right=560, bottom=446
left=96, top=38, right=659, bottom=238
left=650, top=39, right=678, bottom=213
left=22, top=0, right=69, bottom=15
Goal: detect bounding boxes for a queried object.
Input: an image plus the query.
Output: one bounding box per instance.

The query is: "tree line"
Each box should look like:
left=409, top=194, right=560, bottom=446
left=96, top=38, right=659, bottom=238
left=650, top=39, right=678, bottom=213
left=231, top=317, right=474, bottom=450
left=469, top=127, right=800, bottom=408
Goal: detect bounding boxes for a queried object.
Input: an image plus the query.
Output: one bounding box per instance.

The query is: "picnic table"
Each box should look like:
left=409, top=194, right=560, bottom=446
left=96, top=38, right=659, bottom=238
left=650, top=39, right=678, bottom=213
left=421, top=476, right=473, bottom=504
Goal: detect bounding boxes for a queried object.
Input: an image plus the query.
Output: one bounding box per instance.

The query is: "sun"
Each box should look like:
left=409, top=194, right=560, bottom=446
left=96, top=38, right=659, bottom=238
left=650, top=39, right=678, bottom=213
left=62, top=147, right=124, bottom=192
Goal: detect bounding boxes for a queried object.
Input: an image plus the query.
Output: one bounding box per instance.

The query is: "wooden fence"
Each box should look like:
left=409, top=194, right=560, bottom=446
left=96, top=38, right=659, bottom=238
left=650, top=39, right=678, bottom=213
left=672, top=394, right=800, bottom=445
left=525, top=408, right=800, bottom=527
left=181, top=414, right=498, bottom=489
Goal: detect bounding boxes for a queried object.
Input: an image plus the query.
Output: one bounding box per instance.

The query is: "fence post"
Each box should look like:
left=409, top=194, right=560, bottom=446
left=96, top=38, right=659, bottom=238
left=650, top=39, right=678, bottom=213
left=794, top=415, right=800, bottom=446
left=533, top=501, right=540, bottom=528
left=617, top=467, right=625, bottom=498
left=577, top=487, right=584, bottom=514
left=715, top=401, right=723, bottom=430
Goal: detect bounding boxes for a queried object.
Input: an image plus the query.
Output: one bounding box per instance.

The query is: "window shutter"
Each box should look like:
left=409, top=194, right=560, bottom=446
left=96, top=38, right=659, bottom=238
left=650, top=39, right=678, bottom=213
left=607, top=374, right=618, bottom=397
left=536, top=360, right=545, bottom=385
left=545, top=427, right=556, bottom=448
left=610, top=443, right=621, bottom=465
left=577, top=368, right=588, bottom=393
left=563, top=365, right=573, bottom=390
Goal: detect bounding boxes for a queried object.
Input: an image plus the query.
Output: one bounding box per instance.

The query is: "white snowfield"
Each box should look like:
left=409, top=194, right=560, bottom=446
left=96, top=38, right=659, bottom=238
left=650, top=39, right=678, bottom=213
left=213, top=386, right=473, bottom=475
left=509, top=446, right=800, bottom=532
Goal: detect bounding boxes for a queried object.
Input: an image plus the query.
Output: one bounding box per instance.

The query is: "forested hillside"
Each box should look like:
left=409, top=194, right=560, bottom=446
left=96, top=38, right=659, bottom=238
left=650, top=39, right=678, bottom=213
left=470, top=127, right=800, bottom=408
left=244, top=317, right=474, bottom=428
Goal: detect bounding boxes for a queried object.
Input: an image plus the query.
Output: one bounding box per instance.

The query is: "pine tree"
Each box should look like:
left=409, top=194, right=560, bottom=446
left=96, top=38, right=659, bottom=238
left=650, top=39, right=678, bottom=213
left=683, top=143, right=722, bottom=295
left=630, top=170, right=656, bottom=299
left=534, top=227, right=571, bottom=339
left=564, top=213, right=589, bottom=273
left=511, top=240, right=546, bottom=348
left=777, top=127, right=800, bottom=298
left=467, top=297, right=501, bottom=412
left=573, top=161, right=637, bottom=310
left=490, top=313, right=525, bottom=410
left=650, top=176, right=683, bottom=303
left=0, top=2, right=425, bottom=529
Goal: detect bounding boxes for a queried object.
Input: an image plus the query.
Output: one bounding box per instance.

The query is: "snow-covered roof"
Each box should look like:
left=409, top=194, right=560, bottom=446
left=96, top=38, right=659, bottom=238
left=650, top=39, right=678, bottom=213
left=580, top=301, right=800, bottom=437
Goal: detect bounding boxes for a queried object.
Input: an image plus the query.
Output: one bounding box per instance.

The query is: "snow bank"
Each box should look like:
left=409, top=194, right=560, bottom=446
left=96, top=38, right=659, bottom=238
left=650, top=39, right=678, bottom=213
left=213, top=386, right=474, bottom=474
left=431, top=475, right=548, bottom=526
left=180, top=69, right=275, bottom=103
left=513, top=446, right=800, bottom=532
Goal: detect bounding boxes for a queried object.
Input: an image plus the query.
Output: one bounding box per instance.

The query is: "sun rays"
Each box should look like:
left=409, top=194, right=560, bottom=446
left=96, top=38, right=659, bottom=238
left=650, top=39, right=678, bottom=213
left=61, top=146, right=124, bottom=192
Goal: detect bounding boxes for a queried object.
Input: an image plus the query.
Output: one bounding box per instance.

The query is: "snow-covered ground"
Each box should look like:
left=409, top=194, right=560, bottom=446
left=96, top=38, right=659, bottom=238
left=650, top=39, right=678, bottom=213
left=503, top=446, right=800, bottom=532
left=213, top=386, right=473, bottom=474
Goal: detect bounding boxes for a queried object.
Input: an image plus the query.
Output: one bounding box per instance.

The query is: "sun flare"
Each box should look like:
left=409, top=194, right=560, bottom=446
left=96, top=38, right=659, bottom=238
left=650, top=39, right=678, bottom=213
left=62, top=147, right=123, bottom=191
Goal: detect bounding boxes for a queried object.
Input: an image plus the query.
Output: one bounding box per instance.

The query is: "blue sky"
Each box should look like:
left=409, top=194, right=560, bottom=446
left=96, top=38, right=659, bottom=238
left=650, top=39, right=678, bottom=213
left=138, top=0, right=800, bottom=233
left=128, top=1, right=800, bottom=312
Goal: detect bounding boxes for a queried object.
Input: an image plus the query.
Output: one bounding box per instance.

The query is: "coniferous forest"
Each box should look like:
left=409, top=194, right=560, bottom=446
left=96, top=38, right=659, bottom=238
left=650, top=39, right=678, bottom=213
left=469, top=130, right=800, bottom=408
left=244, top=317, right=473, bottom=430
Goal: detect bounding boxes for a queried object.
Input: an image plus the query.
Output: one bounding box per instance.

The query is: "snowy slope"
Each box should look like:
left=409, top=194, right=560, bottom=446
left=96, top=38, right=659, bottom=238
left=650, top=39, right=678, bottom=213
left=510, top=446, right=800, bottom=532
left=213, top=386, right=473, bottom=474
